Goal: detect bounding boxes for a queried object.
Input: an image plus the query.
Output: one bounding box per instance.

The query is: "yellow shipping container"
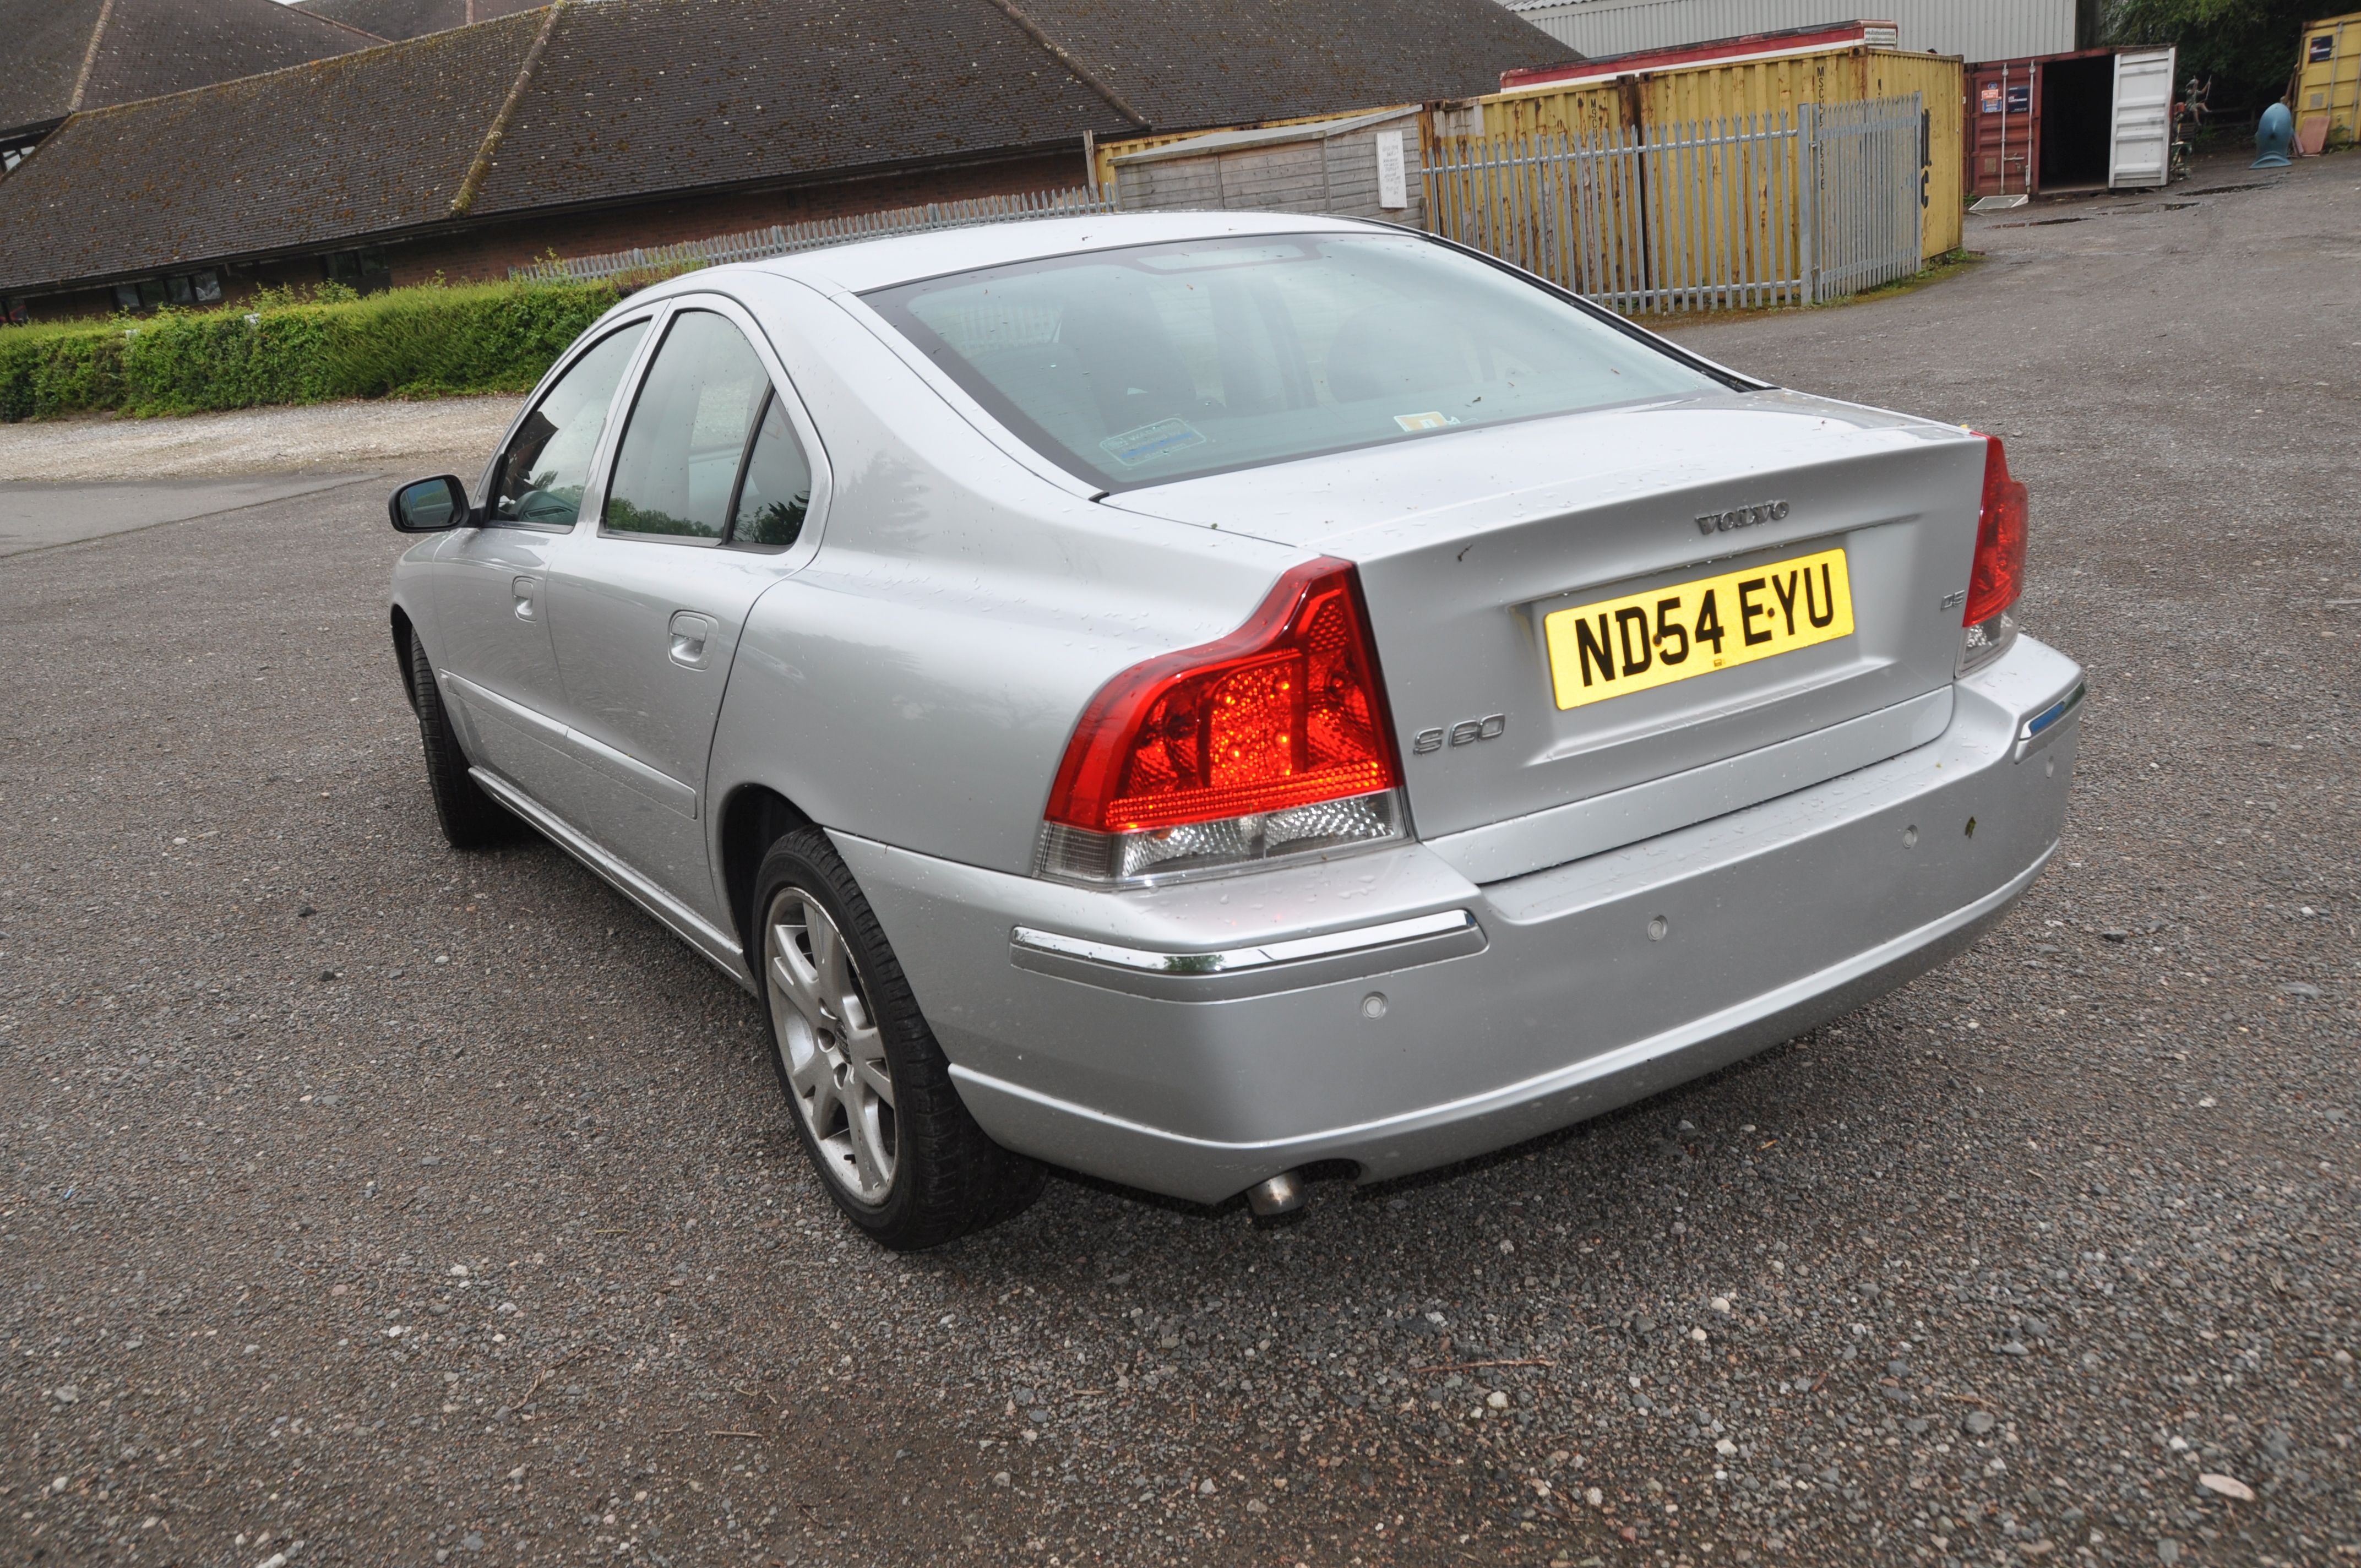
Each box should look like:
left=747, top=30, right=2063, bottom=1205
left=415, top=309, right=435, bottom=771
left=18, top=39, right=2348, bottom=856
left=1434, top=47, right=1963, bottom=260
left=2293, top=10, right=2361, bottom=145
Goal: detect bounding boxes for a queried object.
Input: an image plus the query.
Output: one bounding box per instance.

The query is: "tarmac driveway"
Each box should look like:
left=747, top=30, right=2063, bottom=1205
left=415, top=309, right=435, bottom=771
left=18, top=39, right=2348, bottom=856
left=2, top=152, right=2354, bottom=1567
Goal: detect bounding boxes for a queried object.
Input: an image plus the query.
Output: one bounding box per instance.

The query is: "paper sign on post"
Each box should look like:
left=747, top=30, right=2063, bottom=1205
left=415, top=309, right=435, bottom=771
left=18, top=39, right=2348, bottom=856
left=1376, top=130, right=1408, bottom=210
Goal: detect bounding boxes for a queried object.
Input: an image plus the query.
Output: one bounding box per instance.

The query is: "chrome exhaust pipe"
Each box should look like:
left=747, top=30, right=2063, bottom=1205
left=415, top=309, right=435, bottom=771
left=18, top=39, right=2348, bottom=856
left=1245, top=1169, right=1306, bottom=1217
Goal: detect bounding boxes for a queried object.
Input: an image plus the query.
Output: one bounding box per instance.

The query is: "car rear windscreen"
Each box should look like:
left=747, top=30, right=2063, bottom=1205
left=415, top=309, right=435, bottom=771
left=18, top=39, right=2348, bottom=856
left=861, top=232, right=1723, bottom=492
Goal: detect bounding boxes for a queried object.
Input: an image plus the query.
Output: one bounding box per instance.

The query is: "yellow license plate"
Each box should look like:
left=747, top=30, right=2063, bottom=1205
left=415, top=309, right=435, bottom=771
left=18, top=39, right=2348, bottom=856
left=1543, top=547, right=1855, bottom=710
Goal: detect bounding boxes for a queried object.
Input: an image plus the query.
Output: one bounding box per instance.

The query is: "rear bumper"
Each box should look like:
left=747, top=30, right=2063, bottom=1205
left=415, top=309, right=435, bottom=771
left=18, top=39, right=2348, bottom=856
left=838, top=635, right=2082, bottom=1205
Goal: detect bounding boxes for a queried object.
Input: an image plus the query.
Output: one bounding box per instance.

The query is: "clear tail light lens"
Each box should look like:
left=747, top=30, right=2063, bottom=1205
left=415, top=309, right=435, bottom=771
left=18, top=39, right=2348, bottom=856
left=1960, top=432, right=2028, bottom=672
left=1038, top=558, right=1406, bottom=886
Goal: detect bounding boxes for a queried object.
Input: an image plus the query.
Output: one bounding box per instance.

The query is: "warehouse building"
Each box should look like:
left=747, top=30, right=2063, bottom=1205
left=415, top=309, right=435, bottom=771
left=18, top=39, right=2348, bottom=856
left=1497, top=0, right=2097, bottom=66
left=0, top=0, right=1575, bottom=323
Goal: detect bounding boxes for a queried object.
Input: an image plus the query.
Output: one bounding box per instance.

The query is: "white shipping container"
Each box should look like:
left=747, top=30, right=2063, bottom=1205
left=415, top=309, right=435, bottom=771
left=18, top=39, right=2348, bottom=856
left=1502, top=0, right=2075, bottom=65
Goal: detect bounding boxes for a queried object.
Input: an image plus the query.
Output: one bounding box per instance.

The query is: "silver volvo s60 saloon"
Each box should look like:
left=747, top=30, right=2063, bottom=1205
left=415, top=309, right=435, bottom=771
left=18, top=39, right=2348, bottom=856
left=387, top=212, right=2083, bottom=1249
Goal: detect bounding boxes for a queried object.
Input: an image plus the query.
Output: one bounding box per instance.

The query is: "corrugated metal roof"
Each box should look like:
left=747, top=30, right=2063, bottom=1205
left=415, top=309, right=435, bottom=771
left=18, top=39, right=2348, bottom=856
left=1499, top=0, right=2075, bottom=64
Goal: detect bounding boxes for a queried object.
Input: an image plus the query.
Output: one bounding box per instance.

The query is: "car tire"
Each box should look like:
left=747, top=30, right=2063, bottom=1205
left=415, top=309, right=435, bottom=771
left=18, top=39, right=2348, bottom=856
left=404, top=631, right=515, bottom=850
left=753, top=827, right=1044, bottom=1249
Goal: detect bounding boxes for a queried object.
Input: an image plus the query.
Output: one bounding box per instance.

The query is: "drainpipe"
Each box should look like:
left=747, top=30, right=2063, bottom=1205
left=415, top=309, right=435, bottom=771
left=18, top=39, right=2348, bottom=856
left=1619, top=74, right=1655, bottom=303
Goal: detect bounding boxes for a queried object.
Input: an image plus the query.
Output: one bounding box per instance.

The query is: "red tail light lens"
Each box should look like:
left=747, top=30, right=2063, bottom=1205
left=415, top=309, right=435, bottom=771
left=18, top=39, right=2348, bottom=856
left=1964, top=434, right=2028, bottom=628
left=1048, top=559, right=1402, bottom=834
left=1959, top=432, right=2028, bottom=673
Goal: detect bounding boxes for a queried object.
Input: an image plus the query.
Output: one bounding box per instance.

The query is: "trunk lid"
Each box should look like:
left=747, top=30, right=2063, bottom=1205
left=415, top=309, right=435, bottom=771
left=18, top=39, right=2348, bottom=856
left=1103, top=388, right=1989, bottom=878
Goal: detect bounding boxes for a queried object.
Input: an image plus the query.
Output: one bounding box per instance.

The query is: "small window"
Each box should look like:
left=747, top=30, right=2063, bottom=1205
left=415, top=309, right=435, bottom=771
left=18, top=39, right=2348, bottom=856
left=167, top=275, right=195, bottom=306
left=136, top=279, right=168, bottom=309
left=113, top=284, right=142, bottom=312
left=727, top=392, right=812, bottom=549
left=2311, top=33, right=2335, bottom=62
left=602, top=310, right=773, bottom=544
left=489, top=320, right=651, bottom=527
left=322, top=247, right=394, bottom=296
left=191, top=270, right=223, bottom=304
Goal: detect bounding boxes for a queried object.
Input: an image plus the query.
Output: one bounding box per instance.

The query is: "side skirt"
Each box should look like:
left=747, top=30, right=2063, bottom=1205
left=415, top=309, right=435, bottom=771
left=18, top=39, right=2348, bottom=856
left=469, top=766, right=757, bottom=995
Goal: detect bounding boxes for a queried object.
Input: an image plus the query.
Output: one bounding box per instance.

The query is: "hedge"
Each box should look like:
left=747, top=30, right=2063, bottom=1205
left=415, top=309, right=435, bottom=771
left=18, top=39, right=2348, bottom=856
left=0, top=278, right=622, bottom=422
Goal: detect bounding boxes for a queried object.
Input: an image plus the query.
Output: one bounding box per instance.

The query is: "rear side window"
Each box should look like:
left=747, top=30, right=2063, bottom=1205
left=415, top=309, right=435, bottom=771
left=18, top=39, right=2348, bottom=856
left=863, top=232, right=1717, bottom=491
left=491, top=320, right=648, bottom=526
left=603, top=311, right=773, bottom=542
left=731, top=395, right=812, bottom=548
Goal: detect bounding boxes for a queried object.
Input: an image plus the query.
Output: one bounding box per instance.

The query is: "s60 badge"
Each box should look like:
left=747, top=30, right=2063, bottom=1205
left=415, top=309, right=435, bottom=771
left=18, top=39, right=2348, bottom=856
left=1412, top=714, right=1506, bottom=754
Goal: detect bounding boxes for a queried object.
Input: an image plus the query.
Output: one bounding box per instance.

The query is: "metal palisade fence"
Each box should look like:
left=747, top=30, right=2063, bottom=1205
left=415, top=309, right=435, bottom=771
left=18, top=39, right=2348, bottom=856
left=509, top=188, right=1117, bottom=284
left=1423, top=93, right=1924, bottom=313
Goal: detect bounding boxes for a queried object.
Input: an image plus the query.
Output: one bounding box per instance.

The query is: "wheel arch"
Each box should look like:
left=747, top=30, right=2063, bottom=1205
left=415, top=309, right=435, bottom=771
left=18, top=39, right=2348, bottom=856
left=390, top=604, right=420, bottom=713
left=718, top=782, right=817, bottom=967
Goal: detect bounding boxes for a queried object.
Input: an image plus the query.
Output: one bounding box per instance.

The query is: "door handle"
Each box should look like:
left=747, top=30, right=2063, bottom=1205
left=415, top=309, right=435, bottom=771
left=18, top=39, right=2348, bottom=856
left=668, top=610, right=718, bottom=668
left=511, top=575, right=539, bottom=622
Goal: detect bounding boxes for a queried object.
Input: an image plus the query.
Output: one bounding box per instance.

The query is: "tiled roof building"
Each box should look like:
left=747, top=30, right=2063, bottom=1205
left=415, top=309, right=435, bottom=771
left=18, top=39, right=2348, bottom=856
left=290, top=0, right=546, bottom=44
left=0, top=0, right=1574, bottom=319
left=0, top=0, right=379, bottom=168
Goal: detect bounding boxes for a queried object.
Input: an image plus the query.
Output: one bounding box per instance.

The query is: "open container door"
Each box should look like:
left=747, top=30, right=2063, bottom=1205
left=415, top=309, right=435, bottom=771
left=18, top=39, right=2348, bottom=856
left=2108, top=46, right=2177, bottom=188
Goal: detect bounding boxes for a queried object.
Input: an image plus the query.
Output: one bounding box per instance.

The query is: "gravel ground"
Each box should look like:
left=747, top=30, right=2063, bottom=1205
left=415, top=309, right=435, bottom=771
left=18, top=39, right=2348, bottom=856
left=0, top=395, right=523, bottom=483
left=4, top=150, right=2355, bottom=1568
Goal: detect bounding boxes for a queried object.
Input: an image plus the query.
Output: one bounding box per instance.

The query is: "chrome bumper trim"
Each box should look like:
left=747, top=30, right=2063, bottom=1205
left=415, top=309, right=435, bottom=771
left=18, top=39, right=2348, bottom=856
left=2015, top=678, right=2086, bottom=760
left=1010, top=908, right=1487, bottom=999
left=1014, top=908, right=1478, bottom=974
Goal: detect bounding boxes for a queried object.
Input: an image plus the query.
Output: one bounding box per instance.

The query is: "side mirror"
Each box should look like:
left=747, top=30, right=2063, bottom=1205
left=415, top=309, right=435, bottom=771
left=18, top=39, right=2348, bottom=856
left=390, top=475, right=470, bottom=533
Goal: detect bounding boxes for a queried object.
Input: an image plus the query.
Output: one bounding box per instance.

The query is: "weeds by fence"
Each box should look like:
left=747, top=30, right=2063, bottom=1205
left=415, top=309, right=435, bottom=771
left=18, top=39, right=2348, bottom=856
left=0, top=279, right=616, bottom=422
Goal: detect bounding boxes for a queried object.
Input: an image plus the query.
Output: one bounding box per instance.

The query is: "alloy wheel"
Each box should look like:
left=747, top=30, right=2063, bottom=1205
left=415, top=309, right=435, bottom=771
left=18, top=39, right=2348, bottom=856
left=763, top=886, right=896, bottom=1203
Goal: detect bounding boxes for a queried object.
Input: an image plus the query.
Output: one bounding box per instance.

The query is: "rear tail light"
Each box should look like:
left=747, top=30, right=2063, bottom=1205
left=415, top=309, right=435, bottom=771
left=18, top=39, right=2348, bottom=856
left=1037, top=558, right=1406, bottom=886
left=1960, top=432, right=2028, bottom=672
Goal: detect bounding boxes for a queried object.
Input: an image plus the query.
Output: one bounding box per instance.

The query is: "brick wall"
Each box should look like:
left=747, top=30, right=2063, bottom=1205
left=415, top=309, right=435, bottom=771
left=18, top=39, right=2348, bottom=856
left=8, top=149, right=1091, bottom=321
left=393, top=151, right=1090, bottom=286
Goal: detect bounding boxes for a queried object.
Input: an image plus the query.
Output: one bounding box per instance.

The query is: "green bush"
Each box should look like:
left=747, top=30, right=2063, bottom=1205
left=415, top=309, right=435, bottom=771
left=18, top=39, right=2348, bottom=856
left=0, top=277, right=620, bottom=422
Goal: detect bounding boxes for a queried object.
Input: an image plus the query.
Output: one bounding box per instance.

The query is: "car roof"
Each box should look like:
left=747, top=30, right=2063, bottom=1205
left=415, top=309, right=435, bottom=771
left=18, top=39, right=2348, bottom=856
left=678, top=209, right=1392, bottom=298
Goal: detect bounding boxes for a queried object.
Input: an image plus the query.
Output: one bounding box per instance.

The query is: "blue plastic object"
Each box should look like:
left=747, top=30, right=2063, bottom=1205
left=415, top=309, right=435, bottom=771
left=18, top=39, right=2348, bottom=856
left=2255, top=101, right=2294, bottom=167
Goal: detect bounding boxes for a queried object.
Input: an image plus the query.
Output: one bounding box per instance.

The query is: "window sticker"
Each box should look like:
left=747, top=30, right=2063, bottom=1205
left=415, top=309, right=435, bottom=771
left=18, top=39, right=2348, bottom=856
left=1098, top=418, right=1206, bottom=466
left=1394, top=411, right=1461, bottom=433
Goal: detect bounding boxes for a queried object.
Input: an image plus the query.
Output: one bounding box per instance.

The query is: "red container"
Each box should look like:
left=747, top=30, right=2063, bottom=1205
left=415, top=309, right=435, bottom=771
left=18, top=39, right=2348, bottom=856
left=1965, top=47, right=2124, bottom=198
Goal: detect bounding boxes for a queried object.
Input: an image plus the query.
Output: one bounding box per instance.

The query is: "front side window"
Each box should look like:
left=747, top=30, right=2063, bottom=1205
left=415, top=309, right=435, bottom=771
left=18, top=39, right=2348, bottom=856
left=490, top=319, right=649, bottom=526
left=863, top=232, right=1721, bottom=491
left=602, top=309, right=813, bottom=549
